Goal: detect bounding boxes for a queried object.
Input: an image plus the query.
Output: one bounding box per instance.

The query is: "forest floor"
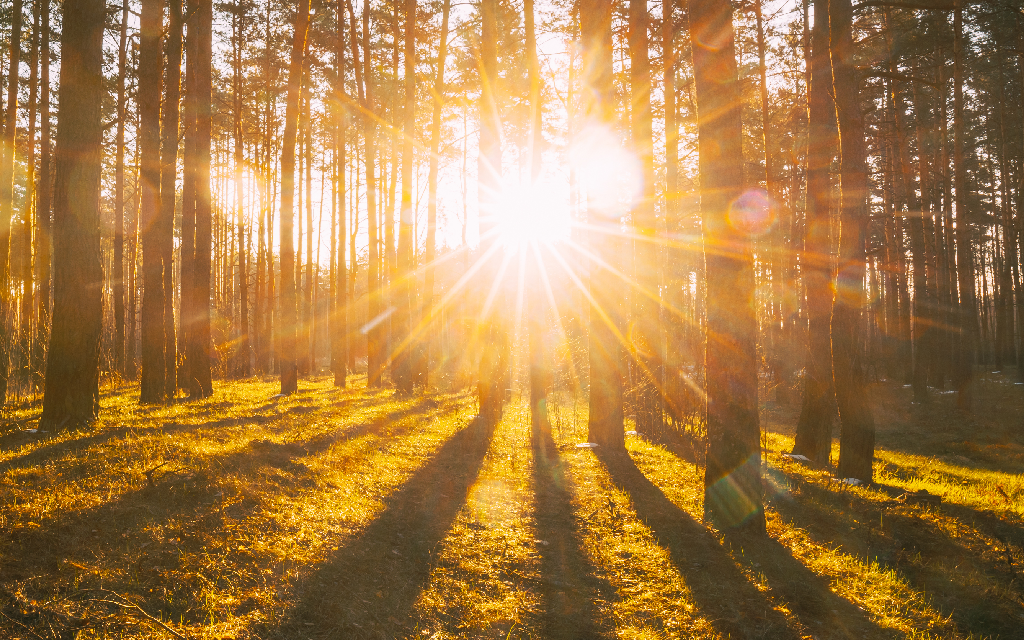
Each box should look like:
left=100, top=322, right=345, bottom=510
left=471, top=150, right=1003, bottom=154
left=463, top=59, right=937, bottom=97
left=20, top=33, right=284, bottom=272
left=0, top=372, right=1022, bottom=640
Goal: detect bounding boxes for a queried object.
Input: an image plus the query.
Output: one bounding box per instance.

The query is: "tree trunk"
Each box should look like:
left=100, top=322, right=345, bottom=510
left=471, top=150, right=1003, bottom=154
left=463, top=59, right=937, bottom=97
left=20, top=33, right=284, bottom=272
left=423, top=0, right=450, bottom=389
left=278, top=0, right=311, bottom=395
left=953, top=0, right=977, bottom=409
left=331, top=0, right=347, bottom=389
left=792, top=0, right=836, bottom=466
left=181, top=0, right=214, bottom=398
left=234, top=3, right=250, bottom=378
left=629, top=0, right=661, bottom=438
left=20, top=0, right=38, bottom=387
left=0, top=0, right=24, bottom=402
left=393, top=0, right=417, bottom=394
left=526, top=0, right=548, bottom=438
left=114, top=0, right=129, bottom=378
left=138, top=0, right=165, bottom=403
left=830, top=0, right=875, bottom=483
left=40, top=0, right=105, bottom=428
left=34, top=0, right=50, bottom=389
left=689, top=0, right=764, bottom=533
left=477, top=0, right=506, bottom=423
left=161, top=0, right=183, bottom=396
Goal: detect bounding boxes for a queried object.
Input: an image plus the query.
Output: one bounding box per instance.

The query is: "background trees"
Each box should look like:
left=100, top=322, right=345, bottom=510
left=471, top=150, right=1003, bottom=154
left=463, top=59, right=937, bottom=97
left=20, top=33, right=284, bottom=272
left=3, top=0, right=1024, bottom=501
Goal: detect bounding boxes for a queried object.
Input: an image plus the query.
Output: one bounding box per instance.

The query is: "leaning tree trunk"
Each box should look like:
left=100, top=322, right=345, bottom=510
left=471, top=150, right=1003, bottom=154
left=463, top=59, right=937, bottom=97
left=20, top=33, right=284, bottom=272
left=278, top=0, right=311, bottom=395
left=581, top=0, right=624, bottom=449
left=138, top=0, right=165, bottom=403
left=40, top=0, right=106, bottom=429
left=830, top=0, right=875, bottom=483
left=792, top=0, right=836, bottom=466
left=689, top=0, right=764, bottom=533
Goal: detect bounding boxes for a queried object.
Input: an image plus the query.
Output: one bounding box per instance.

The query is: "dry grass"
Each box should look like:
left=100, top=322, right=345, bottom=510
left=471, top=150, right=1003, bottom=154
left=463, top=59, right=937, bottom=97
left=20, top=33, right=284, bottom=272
left=0, top=372, right=1022, bottom=639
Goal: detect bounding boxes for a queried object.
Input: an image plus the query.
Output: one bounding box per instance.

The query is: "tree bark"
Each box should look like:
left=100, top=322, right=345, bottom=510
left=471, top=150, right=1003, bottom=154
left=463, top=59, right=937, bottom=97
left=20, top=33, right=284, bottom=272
left=278, top=0, right=310, bottom=395
left=629, top=0, right=662, bottom=439
left=477, top=0, right=506, bottom=423
left=34, top=0, right=50, bottom=388
left=689, top=0, right=764, bottom=533
left=138, top=0, right=165, bottom=403
left=526, top=0, right=548, bottom=438
left=114, top=0, right=129, bottom=378
left=181, top=0, right=213, bottom=398
left=423, top=0, right=450, bottom=389
left=0, top=0, right=24, bottom=402
left=331, top=0, right=347, bottom=388
left=40, top=0, right=105, bottom=428
left=161, top=0, right=183, bottom=396
left=830, top=0, right=875, bottom=483
left=393, top=0, right=417, bottom=394
left=792, top=0, right=836, bottom=466
left=234, top=2, right=250, bottom=378
left=953, top=0, right=977, bottom=409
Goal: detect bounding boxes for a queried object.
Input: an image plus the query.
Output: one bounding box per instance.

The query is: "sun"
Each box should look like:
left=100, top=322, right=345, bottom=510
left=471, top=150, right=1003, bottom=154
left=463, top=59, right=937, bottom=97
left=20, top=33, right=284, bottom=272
left=493, top=181, right=572, bottom=252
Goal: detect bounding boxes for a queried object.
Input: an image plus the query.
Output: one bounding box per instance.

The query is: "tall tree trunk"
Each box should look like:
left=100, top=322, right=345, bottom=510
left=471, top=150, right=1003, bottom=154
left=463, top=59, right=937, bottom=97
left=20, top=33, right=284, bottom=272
left=138, top=0, right=165, bottom=403
left=662, top=0, right=682, bottom=418
left=393, top=0, right=416, bottom=394
left=629, top=0, right=661, bottom=437
left=114, top=0, right=129, bottom=378
left=161, top=0, right=183, bottom=396
left=792, top=0, right=836, bottom=466
left=34, top=0, right=50, bottom=389
left=331, top=0, right=347, bottom=388
left=422, top=0, right=450, bottom=390
left=526, top=0, right=547, bottom=437
left=278, top=0, right=311, bottom=395
left=953, top=0, right=977, bottom=409
left=20, top=0, right=38, bottom=387
left=477, top=0, right=506, bottom=423
left=40, top=0, right=105, bottom=428
left=181, top=0, right=213, bottom=398
left=689, top=0, right=764, bottom=533
left=830, top=0, right=875, bottom=483
left=581, top=0, right=623, bottom=448
left=0, top=0, right=24, bottom=403
left=234, top=3, right=249, bottom=377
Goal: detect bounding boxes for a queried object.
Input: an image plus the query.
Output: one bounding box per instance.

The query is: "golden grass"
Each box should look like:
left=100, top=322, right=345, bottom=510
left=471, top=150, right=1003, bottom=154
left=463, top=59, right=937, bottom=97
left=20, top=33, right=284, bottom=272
left=0, top=373, right=1021, bottom=639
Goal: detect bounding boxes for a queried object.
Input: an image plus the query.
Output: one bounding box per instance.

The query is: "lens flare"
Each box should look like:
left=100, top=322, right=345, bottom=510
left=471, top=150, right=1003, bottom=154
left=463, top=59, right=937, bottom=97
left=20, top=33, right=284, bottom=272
left=727, top=189, right=774, bottom=237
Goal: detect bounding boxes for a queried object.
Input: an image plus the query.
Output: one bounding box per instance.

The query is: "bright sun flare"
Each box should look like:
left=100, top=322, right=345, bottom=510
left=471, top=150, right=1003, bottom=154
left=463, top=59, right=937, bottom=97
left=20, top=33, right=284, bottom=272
left=494, top=181, right=572, bottom=251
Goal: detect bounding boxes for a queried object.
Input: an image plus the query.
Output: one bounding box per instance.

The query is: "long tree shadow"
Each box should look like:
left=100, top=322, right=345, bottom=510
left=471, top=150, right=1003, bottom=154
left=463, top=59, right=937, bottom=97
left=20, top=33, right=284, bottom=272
left=597, top=450, right=886, bottom=640
left=771, top=468, right=1024, bottom=638
left=0, top=396, right=470, bottom=637
left=0, top=389, right=443, bottom=476
left=530, top=433, right=616, bottom=639
left=256, top=417, right=496, bottom=639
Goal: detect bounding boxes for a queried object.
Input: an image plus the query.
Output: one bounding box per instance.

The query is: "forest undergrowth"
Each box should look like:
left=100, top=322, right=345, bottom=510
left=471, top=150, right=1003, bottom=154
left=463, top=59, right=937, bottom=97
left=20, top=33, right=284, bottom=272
left=0, top=373, right=1021, bottom=639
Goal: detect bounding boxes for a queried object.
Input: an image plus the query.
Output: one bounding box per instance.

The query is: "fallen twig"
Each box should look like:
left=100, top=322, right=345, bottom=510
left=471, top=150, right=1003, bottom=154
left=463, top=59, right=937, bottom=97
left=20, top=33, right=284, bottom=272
left=84, top=589, right=189, bottom=640
left=144, top=462, right=171, bottom=488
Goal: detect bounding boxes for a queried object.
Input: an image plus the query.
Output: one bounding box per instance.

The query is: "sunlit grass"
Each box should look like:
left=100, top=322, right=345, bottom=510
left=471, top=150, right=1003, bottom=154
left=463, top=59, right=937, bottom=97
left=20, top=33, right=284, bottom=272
left=0, top=376, right=1021, bottom=639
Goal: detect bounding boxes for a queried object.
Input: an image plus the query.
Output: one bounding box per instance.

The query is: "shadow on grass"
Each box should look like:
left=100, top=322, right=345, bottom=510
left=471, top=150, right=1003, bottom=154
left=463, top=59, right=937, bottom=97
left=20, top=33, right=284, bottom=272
left=598, top=450, right=888, bottom=640
left=0, top=387, right=438, bottom=475
left=772, top=468, right=1024, bottom=638
left=0, top=395, right=469, bottom=637
left=255, top=416, right=496, bottom=639
left=530, top=433, right=616, bottom=639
